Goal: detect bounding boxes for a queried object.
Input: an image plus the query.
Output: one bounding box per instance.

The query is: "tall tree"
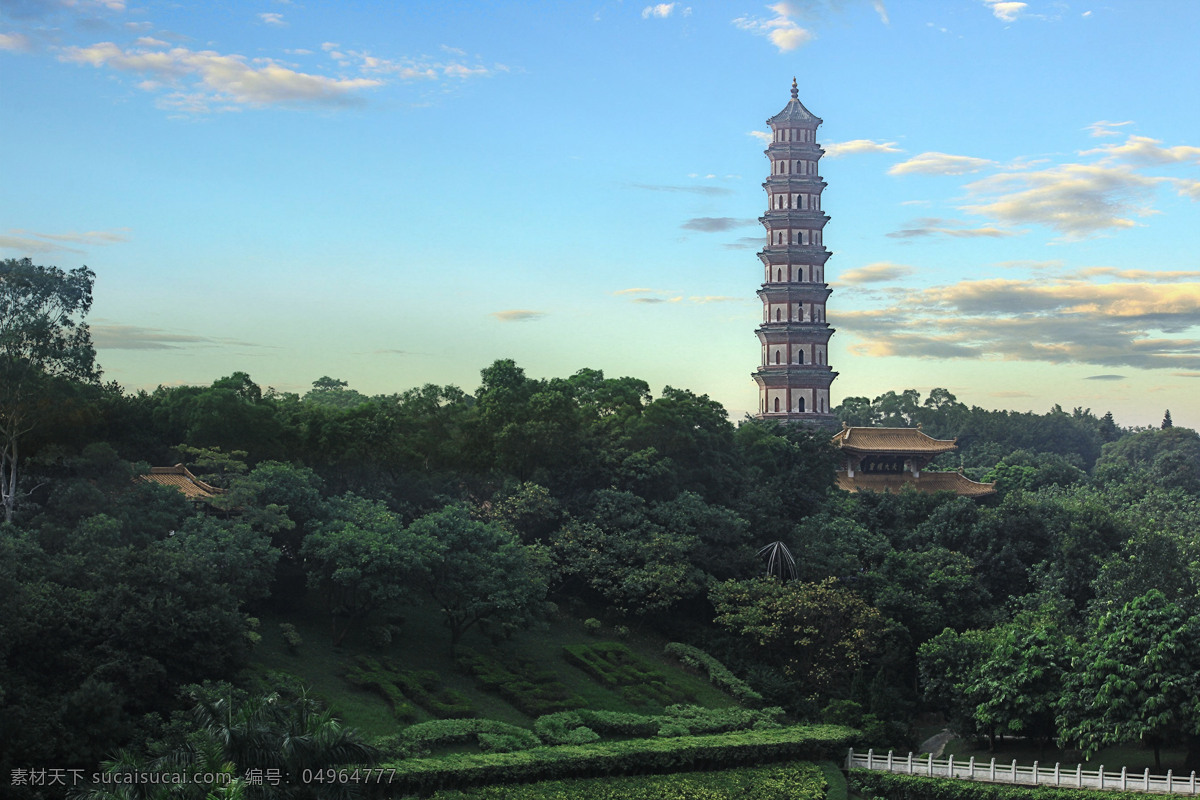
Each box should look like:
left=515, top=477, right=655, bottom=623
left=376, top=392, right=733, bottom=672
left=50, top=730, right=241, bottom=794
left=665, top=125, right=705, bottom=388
left=1058, top=590, right=1200, bottom=769
left=1, top=258, right=98, bottom=524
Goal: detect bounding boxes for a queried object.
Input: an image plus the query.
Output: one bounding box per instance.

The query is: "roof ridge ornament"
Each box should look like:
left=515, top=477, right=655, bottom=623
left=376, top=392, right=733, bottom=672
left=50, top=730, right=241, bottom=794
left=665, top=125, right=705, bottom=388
left=791, top=77, right=798, bottom=100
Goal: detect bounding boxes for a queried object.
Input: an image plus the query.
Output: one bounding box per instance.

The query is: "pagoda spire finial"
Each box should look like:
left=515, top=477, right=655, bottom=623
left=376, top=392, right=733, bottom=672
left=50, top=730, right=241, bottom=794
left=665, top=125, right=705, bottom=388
left=790, top=77, right=798, bottom=99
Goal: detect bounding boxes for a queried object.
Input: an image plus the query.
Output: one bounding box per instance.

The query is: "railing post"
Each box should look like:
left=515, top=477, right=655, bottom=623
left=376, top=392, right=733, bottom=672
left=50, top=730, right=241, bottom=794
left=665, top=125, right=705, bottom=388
left=969, top=756, right=975, bottom=781
left=1099, top=765, right=1104, bottom=789
left=867, top=748, right=874, bottom=770
left=990, top=758, right=996, bottom=782
left=1190, top=770, right=1196, bottom=794
left=1077, top=763, right=1083, bottom=787
left=1013, top=760, right=1018, bottom=783
left=948, top=755, right=954, bottom=779
left=1145, top=767, right=1151, bottom=791
left=1122, top=766, right=1127, bottom=790
left=908, top=752, right=913, bottom=775
left=888, top=750, right=894, bottom=771
left=846, top=748, right=854, bottom=770
left=1033, top=761, right=1039, bottom=786
left=928, top=753, right=933, bottom=777
left=1055, top=762, right=1061, bottom=786
left=1168, top=769, right=1174, bottom=793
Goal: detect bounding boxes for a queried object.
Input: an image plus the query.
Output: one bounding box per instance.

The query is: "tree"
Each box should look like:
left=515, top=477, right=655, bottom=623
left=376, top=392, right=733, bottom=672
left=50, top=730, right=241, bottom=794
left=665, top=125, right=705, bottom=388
left=1163, top=409, right=1173, bottom=429
left=301, top=494, right=430, bottom=645
left=410, top=504, right=549, bottom=650
left=1, top=258, right=98, bottom=524
left=711, top=577, right=883, bottom=695
left=1058, top=590, right=1200, bottom=769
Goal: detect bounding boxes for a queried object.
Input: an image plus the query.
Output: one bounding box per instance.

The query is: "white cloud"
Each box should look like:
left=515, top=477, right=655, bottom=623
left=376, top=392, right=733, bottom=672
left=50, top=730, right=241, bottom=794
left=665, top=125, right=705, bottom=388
left=1086, top=119, right=1134, bottom=138
left=258, top=13, right=286, bottom=26
left=0, top=32, right=33, bottom=52
left=840, top=262, right=915, bottom=284
left=642, top=3, right=678, bottom=19
left=888, top=151, right=994, bottom=175
left=1, top=227, right=130, bottom=254
left=491, top=310, right=546, bottom=322
left=983, top=0, right=1027, bottom=22
left=60, top=41, right=384, bottom=111
left=747, top=130, right=773, bottom=145
left=962, top=163, right=1163, bottom=238
left=1082, top=134, right=1200, bottom=166
left=733, top=3, right=816, bottom=52
left=823, top=139, right=902, bottom=158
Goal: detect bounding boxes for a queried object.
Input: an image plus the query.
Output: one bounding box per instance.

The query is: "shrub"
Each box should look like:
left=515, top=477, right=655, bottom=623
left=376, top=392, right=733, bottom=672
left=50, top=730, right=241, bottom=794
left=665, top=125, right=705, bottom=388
left=370, top=724, right=856, bottom=797
left=664, top=642, right=763, bottom=705
left=563, top=642, right=693, bottom=708
left=584, top=618, right=603, bottom=636
left=848, top=770, right=1194, bottom=800
left=278, top=623, right=303, bottom=654
left=532, top=706, right=785, bottom=745
left=423, top=759, right=828, bottom=799
left=457, top=647, right=583, bottom=717
left=344, top=656, right=473, bottom=720
left=380, top=718, right=540, bottom=759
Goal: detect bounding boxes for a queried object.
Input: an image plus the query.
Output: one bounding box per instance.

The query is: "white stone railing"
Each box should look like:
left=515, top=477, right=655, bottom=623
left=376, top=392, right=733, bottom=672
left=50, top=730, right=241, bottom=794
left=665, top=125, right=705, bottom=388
left=847, top=748, right=1200, bottom=795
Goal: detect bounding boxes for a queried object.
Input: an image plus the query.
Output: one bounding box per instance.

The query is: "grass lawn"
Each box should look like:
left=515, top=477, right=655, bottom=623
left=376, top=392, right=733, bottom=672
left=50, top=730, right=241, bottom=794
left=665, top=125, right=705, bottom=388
left=249, top=592, right=736, bottom=740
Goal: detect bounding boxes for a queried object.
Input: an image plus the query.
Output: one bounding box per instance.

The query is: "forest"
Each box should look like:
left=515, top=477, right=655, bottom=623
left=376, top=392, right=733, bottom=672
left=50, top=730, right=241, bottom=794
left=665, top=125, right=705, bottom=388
left=4, top=258, right=1200, bottom=799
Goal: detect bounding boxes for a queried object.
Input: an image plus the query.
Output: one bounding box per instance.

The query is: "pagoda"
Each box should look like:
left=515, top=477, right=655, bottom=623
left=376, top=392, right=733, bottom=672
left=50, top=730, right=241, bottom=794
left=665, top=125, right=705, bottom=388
left=753, top=78, right=837, bottom=426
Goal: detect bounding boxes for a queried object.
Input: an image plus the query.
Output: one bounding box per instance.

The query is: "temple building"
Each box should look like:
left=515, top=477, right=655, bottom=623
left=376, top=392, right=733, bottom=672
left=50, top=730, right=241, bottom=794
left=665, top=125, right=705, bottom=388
left=141, top=464, right=224, bottom=507
left=753, top=78, right=838, bottom=427
left=832, top=425, right=996, bottom=497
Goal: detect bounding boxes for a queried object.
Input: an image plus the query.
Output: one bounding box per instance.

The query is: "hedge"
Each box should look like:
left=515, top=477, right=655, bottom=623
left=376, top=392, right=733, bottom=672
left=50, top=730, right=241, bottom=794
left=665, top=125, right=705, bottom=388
left=369, top=724, right=856, bottom=797
left=533, top=706, right=784, bottom=745
left=848, top=770, right=1195, bottom=800
left=562, top=642, right=693, bottom=708
left=664, top=642, right=764, bottom=706
left=345, top=656, right=473, bottom=720
left=379, top=719, right=541, bottom=759
left=424, top=759, right=827, bottom=799
left=456, top=647, right=583, bottom=717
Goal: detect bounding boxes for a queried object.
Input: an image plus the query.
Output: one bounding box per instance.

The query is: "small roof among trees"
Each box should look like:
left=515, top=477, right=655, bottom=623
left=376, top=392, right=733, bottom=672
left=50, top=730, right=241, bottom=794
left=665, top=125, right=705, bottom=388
left=141, top=464, right=224, bottom=502
left=834, top=470, right=997, bottom=497
left=832, top=425, right=958, bottom=455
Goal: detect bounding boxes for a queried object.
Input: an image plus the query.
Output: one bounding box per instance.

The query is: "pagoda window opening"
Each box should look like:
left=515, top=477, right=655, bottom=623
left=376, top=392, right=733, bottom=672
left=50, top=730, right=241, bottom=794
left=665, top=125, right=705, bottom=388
left=777, top=269, right=782, bottom=281
left=797, top=350, right=805, bottom=364
left=774, top=397, right=781, bottom=412
left=774, top=350, right=781, bottom=364
left=798, top=397, right=806, bottom=412
left=775, top=308, right=781, bottom=321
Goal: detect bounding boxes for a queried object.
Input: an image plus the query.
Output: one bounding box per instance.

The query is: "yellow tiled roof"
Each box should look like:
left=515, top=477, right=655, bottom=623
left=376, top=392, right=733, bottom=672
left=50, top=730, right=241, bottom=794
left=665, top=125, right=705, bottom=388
left=831, top=426, right=958, bottom=454
left=141, top=465, right=224, bottom=501
left=835, top=470, right=997, bottom=497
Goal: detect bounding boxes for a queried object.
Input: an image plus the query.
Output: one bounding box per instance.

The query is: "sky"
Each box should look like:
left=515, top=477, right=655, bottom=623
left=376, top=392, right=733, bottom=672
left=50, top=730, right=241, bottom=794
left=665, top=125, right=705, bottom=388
left=2, top=0, right=1199, bottom=431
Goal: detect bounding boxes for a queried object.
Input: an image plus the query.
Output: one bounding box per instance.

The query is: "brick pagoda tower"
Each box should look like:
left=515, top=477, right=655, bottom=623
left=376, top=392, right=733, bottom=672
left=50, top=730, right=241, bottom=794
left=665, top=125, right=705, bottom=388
left=753, top=78, right=837, bottom=426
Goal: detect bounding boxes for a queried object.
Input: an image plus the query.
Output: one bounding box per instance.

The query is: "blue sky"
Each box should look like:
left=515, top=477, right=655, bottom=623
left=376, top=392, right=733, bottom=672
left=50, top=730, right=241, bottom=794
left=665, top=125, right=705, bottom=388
left=3, top=0, right=1198, bottom=429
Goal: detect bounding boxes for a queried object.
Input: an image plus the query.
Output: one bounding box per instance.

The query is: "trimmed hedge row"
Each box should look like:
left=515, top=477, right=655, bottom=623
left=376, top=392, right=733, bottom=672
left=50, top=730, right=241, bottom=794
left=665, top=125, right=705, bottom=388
left=664, top=642, right=764, bottom=705
left=425, top=759, right=828, bottom=799
left=345, top=656, right=473, bottom=720
left=379, top=719, right=541, bottom=759
left=533, top=705, right=784, bottom=745
left=562, top=642, right=693, bottom=708
left=370, top=724, right=856, bottom=797
left=849, top=770, right=1195, bottom=800
left=456, top=647, right=583, bottom=717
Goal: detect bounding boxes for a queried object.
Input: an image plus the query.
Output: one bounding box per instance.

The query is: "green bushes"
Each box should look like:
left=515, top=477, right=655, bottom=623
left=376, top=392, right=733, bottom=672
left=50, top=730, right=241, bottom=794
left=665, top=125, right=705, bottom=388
left=425, top=759, right=828, bottom=799
left=370, top=724, right=856, bottom=796
left=380, top=718, right=541, bottom=758
left=344, top=656, right=473, bottom=720
left=456, top=647, right=583, bottom=717
left=848, top=770, right=1193, bottom=800
left=563, top=642, right=693, bottom=708
left=532, top=706, right=784, bottom=745
left=665, top=642, right=764, bottom=705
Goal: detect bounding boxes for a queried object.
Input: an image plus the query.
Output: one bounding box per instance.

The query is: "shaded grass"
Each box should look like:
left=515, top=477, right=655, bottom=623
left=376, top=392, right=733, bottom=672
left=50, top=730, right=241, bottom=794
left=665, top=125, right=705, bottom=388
left=821, top=760, right=849, bottom=800
left=250, top=595, right=738, bottom=741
